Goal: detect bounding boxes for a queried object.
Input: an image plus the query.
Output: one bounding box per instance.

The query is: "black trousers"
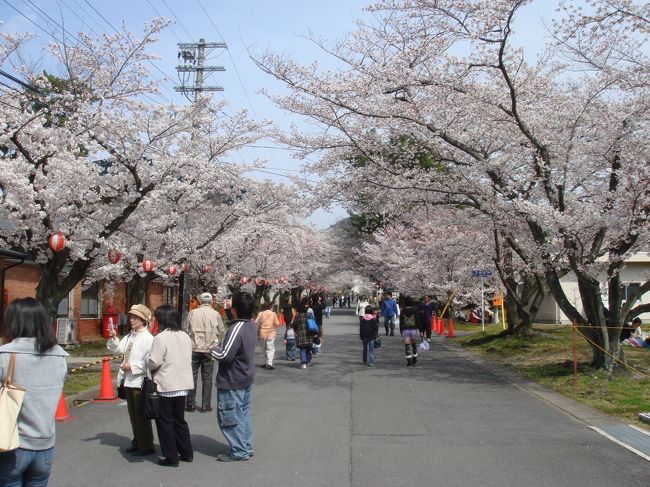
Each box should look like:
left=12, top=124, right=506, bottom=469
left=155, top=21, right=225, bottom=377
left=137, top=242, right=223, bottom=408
left=155, top=396, right=193, bottom=462
left=186, top=352, right=214, bottom=409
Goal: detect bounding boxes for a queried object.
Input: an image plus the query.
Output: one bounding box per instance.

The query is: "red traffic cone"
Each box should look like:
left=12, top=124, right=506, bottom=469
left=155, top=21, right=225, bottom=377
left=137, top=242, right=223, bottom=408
left=439, top=318, right=445, bottom=335
left=430, top=316, right=436, bottom=335
left=447, top=318, right=455, bottom=338
left=55, top=392, right=74, bottom=422
left=94, top=357, right=119, bottom=402
left=435, top=317, right=442, bottom=335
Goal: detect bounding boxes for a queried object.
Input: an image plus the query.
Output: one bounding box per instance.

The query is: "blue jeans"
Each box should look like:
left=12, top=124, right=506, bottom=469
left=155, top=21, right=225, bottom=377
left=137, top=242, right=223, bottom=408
left=286, top=339, right=296, bottom=360
left=0, top=447, right=54, bottom=486
left=217, top=386, right=253, bottom=460
left=300, top=346, right=312, bottom=365
left=362, top=338, right=375, bottom=365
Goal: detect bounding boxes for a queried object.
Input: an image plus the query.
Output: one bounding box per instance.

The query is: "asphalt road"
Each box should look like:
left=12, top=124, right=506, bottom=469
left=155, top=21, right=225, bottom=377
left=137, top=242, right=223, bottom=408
left=49, top=309, right=649, bottom=487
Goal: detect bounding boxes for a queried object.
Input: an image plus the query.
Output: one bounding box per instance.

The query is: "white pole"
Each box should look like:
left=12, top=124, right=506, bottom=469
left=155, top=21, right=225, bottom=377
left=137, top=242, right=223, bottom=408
left=481, top=278, right=485, bottom=332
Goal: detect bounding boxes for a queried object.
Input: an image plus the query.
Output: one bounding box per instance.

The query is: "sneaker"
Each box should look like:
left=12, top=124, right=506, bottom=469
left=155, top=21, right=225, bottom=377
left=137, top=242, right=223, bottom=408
left=198, top=406, right=213, bottom=413
left=300, top=364, right=307, bottom=369
left=367, top=363, right=374, bottom=367
left=216, top=453, right=248, bottom=462
left=267, top=365, right=275, bottom=370
left=185, top=406, right=196, bottom=413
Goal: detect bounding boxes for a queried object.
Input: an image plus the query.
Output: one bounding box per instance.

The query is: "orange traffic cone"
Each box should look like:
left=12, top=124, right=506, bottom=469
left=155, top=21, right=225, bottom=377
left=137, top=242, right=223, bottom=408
left=439, top=318, right=445, bottom=335
left=55, top=392, right=74, bottom=422
left=447, top=318, right=455, bottom=338
left=436, top=317, right=442, bottom=335
left=94, top=357, right=118, bottom=402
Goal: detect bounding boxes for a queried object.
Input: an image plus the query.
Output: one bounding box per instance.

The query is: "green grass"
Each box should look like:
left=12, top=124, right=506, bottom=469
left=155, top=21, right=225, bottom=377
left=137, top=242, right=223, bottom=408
left=63, top=370, right=102, bottom=396
left=66, top=340, right=112, bottom=357
left=457, top=325, right=650, bottom=430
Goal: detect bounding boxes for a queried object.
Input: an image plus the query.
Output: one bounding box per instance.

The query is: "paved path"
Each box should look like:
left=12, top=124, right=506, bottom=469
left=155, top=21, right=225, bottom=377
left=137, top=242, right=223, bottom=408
left=50, top=310, right=649, bottom=486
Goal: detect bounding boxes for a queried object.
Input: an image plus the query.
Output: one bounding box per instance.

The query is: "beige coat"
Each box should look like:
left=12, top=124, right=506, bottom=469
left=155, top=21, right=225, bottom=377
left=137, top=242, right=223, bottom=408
left=256, top=309, right=280, bottom=339
left=184, top=304, right=225, bottom=352
left=146, top=329, right=193, bottom=393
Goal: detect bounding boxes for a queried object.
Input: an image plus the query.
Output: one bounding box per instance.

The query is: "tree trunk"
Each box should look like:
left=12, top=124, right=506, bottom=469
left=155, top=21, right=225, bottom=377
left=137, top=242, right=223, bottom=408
left=127, top=272, right=155, bottom=308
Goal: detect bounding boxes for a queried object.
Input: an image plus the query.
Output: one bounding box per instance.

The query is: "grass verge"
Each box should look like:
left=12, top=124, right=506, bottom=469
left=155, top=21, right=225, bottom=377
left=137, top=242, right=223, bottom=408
left=456, top=324, right=650, bottom=432
left=63, top=370, right=102, bottom=396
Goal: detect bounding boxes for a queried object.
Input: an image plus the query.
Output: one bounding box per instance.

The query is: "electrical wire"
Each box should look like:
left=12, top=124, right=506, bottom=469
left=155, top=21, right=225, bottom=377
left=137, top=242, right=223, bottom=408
left=144, top=0, right=182, bottom=43
left=160, top=0, right=194, bottom=42
left=1, top=0, right=64, bottom=43
left=82, top=0, right=177, bottom=99
left=58, top=0, right=102, bottom=38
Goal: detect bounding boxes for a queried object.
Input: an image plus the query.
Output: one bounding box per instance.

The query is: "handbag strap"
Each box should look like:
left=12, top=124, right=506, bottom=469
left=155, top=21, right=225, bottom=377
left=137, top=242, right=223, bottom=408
left=4, top=352, right=16, bottom=387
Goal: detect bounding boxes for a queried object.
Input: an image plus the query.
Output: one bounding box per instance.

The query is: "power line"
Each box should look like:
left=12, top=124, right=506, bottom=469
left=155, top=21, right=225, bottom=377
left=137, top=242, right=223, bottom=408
left=22, top=0, right=90, bottom=48
left=59, top=0, right=103, bottom=38
left=144, top=0, right=182, bottom=43
left=1, top=0, right=64, bottom=43
left=160, top=0, right=194, bottom=42
left=82, top=0, right=177, bottom=98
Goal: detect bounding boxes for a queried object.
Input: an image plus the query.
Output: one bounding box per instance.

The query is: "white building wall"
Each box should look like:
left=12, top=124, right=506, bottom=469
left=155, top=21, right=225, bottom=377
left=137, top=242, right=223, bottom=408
left=535, top=253, right=650, bottom=325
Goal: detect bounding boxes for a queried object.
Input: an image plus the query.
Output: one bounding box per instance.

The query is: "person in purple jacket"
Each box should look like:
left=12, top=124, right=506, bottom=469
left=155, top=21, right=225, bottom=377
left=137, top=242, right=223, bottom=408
left=210, top=292, right=257, bottom=462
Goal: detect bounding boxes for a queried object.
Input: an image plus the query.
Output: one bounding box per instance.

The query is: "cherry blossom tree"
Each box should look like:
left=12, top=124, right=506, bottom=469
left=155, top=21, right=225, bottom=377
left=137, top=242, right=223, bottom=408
left=257, top=0, right=650, bottom=369
left=0, top=21, right=271, bottom=319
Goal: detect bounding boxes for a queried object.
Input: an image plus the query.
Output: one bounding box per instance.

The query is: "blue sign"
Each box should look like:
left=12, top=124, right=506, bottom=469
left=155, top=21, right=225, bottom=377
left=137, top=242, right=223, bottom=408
left=472, top=270, right=492, bottom=278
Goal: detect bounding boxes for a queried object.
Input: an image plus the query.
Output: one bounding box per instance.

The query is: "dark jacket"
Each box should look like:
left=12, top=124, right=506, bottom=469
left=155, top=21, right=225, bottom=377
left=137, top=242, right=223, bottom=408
left=400, top=307, right=418, bottom=332
left=282, top=304, right=293, bottom=324
left=211, top=319, right=257, bottom=390
left=359, top=316, right=379, bottom=340
left=312, top=303, right=324, bottom=325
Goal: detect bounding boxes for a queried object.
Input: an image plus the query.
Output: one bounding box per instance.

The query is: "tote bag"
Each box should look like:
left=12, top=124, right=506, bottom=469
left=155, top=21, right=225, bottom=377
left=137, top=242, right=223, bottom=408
left=0, top=353, right=26, bottom=452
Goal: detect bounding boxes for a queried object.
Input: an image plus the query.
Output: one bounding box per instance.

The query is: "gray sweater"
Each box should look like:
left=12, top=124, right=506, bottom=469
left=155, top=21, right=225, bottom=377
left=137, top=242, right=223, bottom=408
left=0, top=338, right=68, bottom=450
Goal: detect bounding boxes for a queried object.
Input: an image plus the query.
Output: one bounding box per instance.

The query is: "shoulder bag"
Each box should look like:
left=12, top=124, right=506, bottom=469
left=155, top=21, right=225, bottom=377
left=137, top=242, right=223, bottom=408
left=139, top=370, right=159, bottom=420
left=306, top=317, right=319, bottom=334
left=0, top=353, right=27, bottom=452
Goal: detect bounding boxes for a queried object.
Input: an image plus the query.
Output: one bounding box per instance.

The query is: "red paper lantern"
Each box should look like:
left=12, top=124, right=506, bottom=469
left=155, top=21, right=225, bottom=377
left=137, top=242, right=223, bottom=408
left=166, top=265, right=177, bottom=276
left=180, top=263, right=190, bottom=273
left=48, top=233, right=65, bottom=253
left=142, top=259, right=154, bottom=272
left=107, top=249, right=121, bottom=264
left=202, top=264, right=212, bottom=273
left=241, top=276, right=248, bottom=284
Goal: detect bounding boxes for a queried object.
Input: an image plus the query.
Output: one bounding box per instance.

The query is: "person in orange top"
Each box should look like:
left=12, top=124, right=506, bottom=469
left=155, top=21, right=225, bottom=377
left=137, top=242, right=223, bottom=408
left=256, top=303, right=280, bottom=370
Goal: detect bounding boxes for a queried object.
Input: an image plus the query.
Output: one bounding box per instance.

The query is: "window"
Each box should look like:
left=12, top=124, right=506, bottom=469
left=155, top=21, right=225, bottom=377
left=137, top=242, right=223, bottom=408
left=57, top=294, right=70, bottom=317
left=81, top=281, right=101, bottom=318
left=623, top=283, right=641, bottom=302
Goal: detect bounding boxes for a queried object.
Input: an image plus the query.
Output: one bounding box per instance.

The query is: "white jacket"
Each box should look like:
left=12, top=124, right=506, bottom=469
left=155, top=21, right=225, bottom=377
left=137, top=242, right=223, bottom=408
left=107, top=328, right=154, bottom=388
left=356, top=301, right=370, bottom=317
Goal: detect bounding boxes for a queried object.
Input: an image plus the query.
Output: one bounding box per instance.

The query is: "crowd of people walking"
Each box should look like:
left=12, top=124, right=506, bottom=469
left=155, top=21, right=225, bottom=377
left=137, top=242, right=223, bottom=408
left=0, top=289, right=442, bottom=482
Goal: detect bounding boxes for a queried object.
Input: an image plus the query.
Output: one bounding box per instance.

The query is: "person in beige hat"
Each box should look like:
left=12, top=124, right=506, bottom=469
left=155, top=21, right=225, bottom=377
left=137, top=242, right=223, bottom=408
left=107, top=304, right=155, bottom=456
left=183, top=293, right=224, bottom=412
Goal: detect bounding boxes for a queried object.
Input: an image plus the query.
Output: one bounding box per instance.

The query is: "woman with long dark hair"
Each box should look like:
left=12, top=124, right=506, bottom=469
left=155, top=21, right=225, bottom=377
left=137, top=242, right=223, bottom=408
left=147, top=304, right=194, bottom=467
left=0, top=297, right=68, bottom=485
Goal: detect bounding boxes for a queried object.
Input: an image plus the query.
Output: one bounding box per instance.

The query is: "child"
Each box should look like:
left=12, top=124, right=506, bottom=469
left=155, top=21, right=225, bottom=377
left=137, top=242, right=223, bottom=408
left=359, top=305, right=379, bottom=366
left=284, top=325, right=296, bottom=361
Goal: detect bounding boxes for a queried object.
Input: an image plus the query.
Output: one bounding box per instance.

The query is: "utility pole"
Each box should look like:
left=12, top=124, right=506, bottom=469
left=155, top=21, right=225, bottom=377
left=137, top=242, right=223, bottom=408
left=175, top=39, right=226, bottom=101
left=174, top=39, right=227, bottom=322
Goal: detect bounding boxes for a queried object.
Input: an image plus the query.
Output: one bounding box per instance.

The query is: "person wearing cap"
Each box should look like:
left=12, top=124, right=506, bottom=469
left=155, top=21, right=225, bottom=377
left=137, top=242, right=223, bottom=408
left=107, top=304, right=155, bottom=456
left=184, top=292, right=225, bottom=412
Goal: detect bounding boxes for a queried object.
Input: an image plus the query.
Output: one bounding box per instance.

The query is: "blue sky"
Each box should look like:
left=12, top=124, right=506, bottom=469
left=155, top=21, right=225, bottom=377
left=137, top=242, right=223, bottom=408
left=0, top=0, right=559, bottom=227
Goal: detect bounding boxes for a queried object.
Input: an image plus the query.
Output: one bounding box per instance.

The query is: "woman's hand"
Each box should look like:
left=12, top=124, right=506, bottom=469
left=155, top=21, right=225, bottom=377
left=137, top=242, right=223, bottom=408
left=120, top=362, right=131, bottom=372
